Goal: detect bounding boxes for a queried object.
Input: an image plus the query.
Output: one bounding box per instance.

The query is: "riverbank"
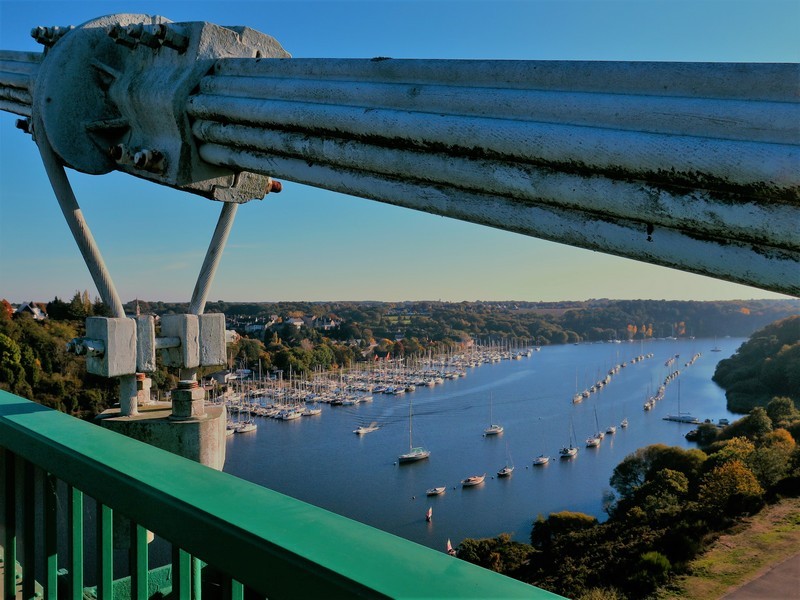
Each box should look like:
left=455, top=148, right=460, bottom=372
left=656, top=496, right=800, bottom=599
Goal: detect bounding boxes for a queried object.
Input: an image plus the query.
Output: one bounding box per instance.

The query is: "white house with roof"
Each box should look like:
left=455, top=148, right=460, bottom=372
left=14, top=302, right=47, bottom=321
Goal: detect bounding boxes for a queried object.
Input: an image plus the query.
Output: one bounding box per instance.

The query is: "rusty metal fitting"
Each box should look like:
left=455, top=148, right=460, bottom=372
left=157, top=24, right=189, bottom=52
left=267, top=178, right=283, bottom=194
left=133, top=149, right=165, bottom=173
left=108, top=24, right=137, bottom=48
left=31, top=25, right=74, bottom=47
left=177, top=379, right=200, bottom=390
left=66, top=337, right=106, bottom=358
left=109, top=143, right=135, bottom=165
left=15, top=118, right=31, bottom=134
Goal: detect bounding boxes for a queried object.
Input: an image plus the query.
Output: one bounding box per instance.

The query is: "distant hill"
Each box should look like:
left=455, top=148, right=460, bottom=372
left=713, top=316, right=800, bottom=413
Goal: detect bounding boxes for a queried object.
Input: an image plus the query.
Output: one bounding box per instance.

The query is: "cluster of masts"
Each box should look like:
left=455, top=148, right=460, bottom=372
left=643, top=352, right=702, bottom=412
left=571, top=352, right=655, bottom=404
left=210, top=343, right=539, bottom=433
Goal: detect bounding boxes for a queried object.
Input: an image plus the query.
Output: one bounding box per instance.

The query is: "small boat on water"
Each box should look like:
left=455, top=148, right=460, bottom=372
left=559, top=446, right=578, bottom=458
left=426, top=507, right=433, bottom=522
left=585, top=435, right=600, bottom=448
left=235, top=419, right=257, bottom=433
left=483, top=393, right=503, bottom=435
left=561, top=419, right=578, bottom=458
left=533, top=454, right=550, bottom=466
left=620, top=418, right=629, bottom=428
left=426, top=486, right=446, bottom=496
left=461, top=474, right=486, bottom=487
left=664, top=413, right=700, bottom=424
left=446, top=539, right=457, bottom=556
left=497, top=465, right=514, bottom=477
left=606, top=425, right=617, bottom=435
left=354, top=422, right=380, bottom=435
left=399, top=447, right=430, bottom=463
left=398, top=397, right=430, bottom=463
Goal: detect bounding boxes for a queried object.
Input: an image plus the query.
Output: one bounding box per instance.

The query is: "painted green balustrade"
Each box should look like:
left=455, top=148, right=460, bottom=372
left=0, top=390, right=560, bottom=599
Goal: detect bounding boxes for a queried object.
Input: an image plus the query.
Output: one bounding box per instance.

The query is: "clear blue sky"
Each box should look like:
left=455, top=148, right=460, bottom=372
left=1, top=1, right=797, bottom=304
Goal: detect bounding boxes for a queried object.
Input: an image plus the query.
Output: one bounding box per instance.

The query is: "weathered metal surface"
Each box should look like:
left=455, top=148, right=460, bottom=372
left=0, top=15, right=798, bottom=295
left=188, top=57, right=800, bottom=295
left=0, top=390, right=558, bottom=599
left=0, top=50, right=38, bottom=117
left=200, top=145, right=799, bottom=295
left=30, top=14, right=287, bottom=202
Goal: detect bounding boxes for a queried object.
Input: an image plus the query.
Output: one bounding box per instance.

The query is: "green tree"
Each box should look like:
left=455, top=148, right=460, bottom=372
left=0, top=332, right=27, bottom=394
left=630, top=551, right=671, bottom=596
left=698, top=460, right=764, bottom=517
left=766, top=396, right=799, bottom=428
left=530, top=511, right=597, bottom=549
left=748, top=429, right=795, bottom=489
left=718, top=407, right=773, bottom=442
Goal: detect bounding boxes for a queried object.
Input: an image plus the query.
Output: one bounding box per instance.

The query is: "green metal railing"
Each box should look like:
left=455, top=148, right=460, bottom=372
left=0, top=390, right=558, bottom=599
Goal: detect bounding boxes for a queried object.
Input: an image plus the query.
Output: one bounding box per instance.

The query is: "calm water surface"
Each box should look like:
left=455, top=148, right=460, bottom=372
left=223, top=338, right=743, bottom=551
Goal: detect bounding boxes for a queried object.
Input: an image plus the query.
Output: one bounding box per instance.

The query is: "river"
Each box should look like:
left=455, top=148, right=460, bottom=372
left=223, top=337, right=743, bottom=552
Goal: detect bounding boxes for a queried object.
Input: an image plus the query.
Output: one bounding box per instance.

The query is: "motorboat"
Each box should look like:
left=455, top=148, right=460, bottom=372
left=354, top=422, right=380, bottom=435
left=461, top=474, right=486, bottom=487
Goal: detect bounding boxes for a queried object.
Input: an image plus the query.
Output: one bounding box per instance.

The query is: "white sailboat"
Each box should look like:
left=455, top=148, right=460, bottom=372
left=560, top=419, right=578, bottom=458
left=498, top=441, right=514, bottom=476
left=483, top=393, right=504, bottom=435
left=398, top=396, right=430, bottom=463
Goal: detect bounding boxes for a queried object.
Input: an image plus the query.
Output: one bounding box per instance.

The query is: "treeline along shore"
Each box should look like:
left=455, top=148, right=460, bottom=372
left=1, top=296, right=798, bottom=418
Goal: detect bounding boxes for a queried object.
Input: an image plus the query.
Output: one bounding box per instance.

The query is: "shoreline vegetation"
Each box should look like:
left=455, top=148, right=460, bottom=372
left=656, top=496, right=800, bottom=599
left=2, top=296, right=798, bottom=418
left=2, top=297, right=797, bottom=598
left=454, top=317, right=799, bottom=599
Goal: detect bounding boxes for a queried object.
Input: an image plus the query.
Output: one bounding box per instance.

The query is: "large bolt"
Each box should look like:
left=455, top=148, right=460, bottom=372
left=31, top=25, right=74, bottom=47
left=108, top=24, right=137, bottom=48
left=157, top=24, right=189, bottom=53
left=133, top=149, right=165, bottom=173
left=267, top=178, right=283, bottom=194
left=15, top=118, right=31, bottom=134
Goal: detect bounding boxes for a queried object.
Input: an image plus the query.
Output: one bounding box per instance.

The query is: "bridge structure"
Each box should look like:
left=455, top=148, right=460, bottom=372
left=0, top=12, right=797, bottom=600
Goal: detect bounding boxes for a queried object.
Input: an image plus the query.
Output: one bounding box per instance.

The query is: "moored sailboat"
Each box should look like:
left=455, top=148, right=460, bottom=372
left=560, top=419, right=578, bottom=458
left=483, top=393, right=503, bottom=435
left=398, top=396, right=430, bottom=463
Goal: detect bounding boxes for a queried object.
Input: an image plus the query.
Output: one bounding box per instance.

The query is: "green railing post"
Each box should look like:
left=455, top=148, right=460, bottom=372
left=96, top=503, right=112, bottom=600
left=0, top=390, right=558, bottom=599
left=230, top=579, right=243, bottom=600
left=192, top=557, right=202, bottom=600
left=69, top=486, right=83, bottom=600
left=130, top=523, right=148, bottom=600
left=3, top=449, right=16, bottom=600
left=22, top=461, right=34, bottom=600
left=44, top=474, right=58, bottom=600
left=172, top=548, right=191, bottom=600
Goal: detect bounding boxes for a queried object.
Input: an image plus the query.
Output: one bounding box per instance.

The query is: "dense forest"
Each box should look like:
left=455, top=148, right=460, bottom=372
left=713, top=316, right=800, bottom=413
left=453, top=322, right=800, bottom=599
left=135, top=298, right=798, bottom=345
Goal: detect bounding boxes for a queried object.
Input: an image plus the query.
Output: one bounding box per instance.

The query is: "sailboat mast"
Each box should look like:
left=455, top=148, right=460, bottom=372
left=409, top=396, right=413, bottom=450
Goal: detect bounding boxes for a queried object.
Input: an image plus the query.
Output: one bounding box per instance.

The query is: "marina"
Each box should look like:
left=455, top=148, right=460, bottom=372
left=221, top=337, right=743, bottom=551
